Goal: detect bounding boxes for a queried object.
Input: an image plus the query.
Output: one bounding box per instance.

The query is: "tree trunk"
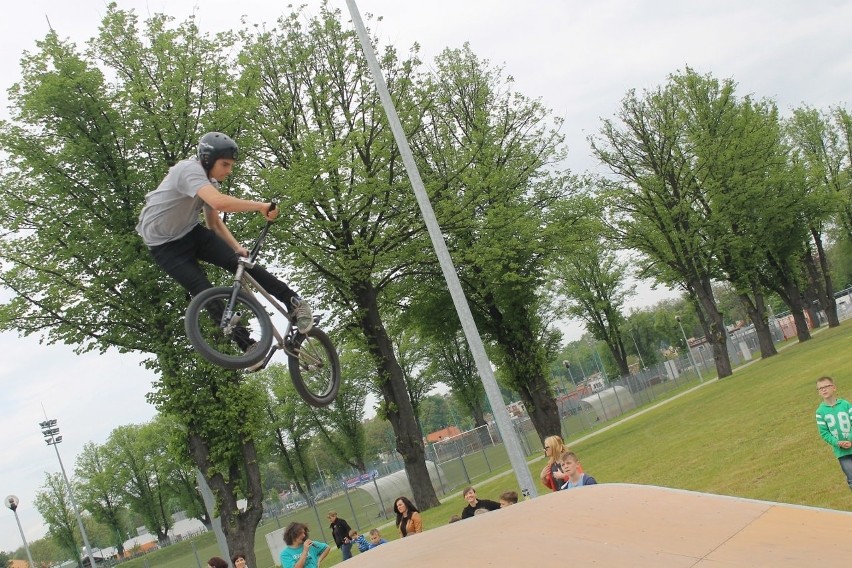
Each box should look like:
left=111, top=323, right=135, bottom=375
left=355, top=283, right=440, bottom=510
left=187, top=430, right=263, bottom=568
left=801, top=251, right=823, bottom=329
left=737, top=290, right=777, bottom=359
left=690, top=279, right=733, bottom=378
left=770, top=255, right=812, bottom=342
left=519, top=379, right=562, bottom=443
left=479, top=293, right=561, bottom=442
left=811, top=229, right=840, bottom=327
left=605, top=332, right=631, bottom=377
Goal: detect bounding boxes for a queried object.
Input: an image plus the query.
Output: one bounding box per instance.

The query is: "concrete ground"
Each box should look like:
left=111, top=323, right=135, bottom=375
left=345, top=484, right=852, bottom=567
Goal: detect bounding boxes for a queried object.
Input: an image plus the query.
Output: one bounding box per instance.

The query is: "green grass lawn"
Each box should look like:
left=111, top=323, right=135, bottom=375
left=121, top=324, right=852, bottom=567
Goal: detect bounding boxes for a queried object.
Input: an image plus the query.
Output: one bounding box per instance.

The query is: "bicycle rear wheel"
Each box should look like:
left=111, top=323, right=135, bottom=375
left=185, top=286, right=273, bottom=370
left=288, top=327, right=341, bottom=407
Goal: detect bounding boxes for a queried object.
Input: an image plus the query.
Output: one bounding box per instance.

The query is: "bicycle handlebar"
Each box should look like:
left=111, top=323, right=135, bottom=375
left=247, top=201, right=276, bottom=262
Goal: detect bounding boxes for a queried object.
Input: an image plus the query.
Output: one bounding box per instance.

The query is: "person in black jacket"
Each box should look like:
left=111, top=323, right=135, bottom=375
left=460, top=486, right=501, bottom=519
left=327, top=511, right=353, bottom=560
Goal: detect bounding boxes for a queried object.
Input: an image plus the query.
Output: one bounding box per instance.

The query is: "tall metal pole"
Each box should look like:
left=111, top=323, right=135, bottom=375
left=676, top=316, right=704, bottom=383
left=313, top=454, right=326, bottom=492
left=344, top=0, right=538, bottom=499
left=39, top=419, right=98, bottom=568
left=629, top=329, right=647, bottom=370
left=5, top=495, right=36, bottom=568
left=563, top=361, right=577, bottom=389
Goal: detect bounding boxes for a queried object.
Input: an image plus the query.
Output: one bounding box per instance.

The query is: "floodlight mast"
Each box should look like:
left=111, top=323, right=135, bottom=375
left=40, top=418, right=98, bottom=568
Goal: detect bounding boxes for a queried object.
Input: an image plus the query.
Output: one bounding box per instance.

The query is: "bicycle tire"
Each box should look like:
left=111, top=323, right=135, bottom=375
left=185, top=287, right=273, bottom=370
left=288, top=327, right=341, bottom=407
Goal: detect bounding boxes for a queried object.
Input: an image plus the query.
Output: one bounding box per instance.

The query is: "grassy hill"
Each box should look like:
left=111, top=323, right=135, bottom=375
left=122, top=323, right=851, bottom=567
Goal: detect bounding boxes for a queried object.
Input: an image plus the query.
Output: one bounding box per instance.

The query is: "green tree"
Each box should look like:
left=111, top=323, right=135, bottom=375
left=411, top=43, right=576, bottom=441
left=394, top=329, right=439, bottom=435
left=74, top=442, right=128, bottom=555
left=260, top=364, right=319, bottom=499
left=418, top=394, right=451, bottom=434
left=591, top=70, right=744, bottom=378
left=105, top=423, right=172, bottom=542
left=786, top=105, right=849, bottom=327
left=423, top=331, right=488, bottom=428
left=673, top=74, right=793, bottom=356
left=34, top=473, right=81, bottom=567
left=307, top=343, right=370, bottom=473
left=236, top=5, right=440, bottom=509
left=26, top=534, right=66, bottom=567
left=0, top=7, right=268, bottom=564
left=556, top=232, right=635, bottom=377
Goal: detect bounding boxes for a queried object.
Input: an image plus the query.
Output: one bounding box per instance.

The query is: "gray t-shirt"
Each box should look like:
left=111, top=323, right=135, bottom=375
left=136, top=159, right=217, bottom=246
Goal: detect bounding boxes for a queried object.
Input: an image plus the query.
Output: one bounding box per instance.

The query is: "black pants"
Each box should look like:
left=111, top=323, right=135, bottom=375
left=149, top=225, right=298, bottom=350
left=149, top=224, right=298, bottom=312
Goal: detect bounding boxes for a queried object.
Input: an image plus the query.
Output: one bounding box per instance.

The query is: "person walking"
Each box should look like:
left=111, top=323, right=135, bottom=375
left=327, top=511, right=354, bottom=560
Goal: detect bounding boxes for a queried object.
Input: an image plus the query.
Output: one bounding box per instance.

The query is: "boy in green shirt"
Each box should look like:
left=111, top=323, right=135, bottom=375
left=815, top=376, right=852, bottom=491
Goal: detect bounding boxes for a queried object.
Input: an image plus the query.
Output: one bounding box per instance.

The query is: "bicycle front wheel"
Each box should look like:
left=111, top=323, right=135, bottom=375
left=289, top=327, right=341, bottom=407
left=185, top=287, right=273, bottom=370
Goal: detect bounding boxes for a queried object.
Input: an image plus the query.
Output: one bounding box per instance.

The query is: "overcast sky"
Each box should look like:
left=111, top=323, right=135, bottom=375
left=2, top=0, right=850, bottom=554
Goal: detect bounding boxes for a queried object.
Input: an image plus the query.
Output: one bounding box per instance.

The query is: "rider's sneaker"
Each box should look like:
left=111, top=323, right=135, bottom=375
left=233, top=325, right=256, bottom=353
left=291, top=296, right=314, bottom=334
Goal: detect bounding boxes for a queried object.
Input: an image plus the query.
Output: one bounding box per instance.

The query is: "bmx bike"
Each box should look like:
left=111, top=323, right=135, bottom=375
left=183, top=218, right=340, bottom=407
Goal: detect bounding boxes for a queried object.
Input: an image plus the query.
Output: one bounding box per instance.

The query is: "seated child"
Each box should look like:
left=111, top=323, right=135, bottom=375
left=499, top=491, right=518, bottom=507
left=559, top=451, right=597, bottom=490
left=349, top=529, right=370, bottom=553
left=368, top=528, right=387, bottom=549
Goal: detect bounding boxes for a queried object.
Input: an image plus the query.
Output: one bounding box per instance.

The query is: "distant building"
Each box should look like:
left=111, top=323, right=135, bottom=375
left=425, top=425, right=462, bottom=443
left=506, top=401, right=526, bottom=418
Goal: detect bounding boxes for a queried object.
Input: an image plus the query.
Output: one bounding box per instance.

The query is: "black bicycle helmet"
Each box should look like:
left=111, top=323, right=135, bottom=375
left=197, top=132, right=239, bottom=171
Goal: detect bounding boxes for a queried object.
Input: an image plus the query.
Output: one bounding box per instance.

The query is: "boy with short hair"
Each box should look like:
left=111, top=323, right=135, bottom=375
left=348, top=529, right=370, bottom=553
left=499, top=491, right=518, bottom=507
left=367, top=528, right=387, bottom=548
left=460, top=486, right=501, bottom=519
left=815, top=376, right=852, bottom=490
left=559, top=451, right=597, bottom=489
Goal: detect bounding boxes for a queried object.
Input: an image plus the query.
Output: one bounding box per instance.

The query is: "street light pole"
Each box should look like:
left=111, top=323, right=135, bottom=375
left=675, top=316, right=704, bottom=383
left=5, top=495, right=36, bottom=568
left=39, top=418, right=98, bottom=568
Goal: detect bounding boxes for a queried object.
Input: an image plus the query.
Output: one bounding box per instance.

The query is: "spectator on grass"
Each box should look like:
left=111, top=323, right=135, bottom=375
left=815, top=376, right=852, bottom=491
left=280, top=522, right=330, bottom=568
left=558, top=451, right=597, bottom=489
left=208, top=558, right=228, bottom=568
left=499, top=491, right=518, bottom=507
left=540, top=435, right=568, bottom=491
left=394, top=496, right=423, bottom=537
left=327, top=510, right=354, bottom=560
left=460, top=486, right=501, bottom=519
left=232, top=553, right=248, bottom=568
left=348, top=529, right=370, bottom=553
left=368, top=528, right=388, bottom=548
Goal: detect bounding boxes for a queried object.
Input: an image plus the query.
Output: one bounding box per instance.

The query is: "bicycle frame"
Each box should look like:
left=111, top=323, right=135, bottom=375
left=220, top=221, right=301, bottom=370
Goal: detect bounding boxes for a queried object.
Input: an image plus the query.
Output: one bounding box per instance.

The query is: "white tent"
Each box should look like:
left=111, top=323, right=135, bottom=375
left=356, top=460, right=443, bottom=511
left=581, top=385, right=636, bottom=422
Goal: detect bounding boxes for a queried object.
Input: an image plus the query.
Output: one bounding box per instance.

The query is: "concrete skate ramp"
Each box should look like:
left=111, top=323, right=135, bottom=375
left=346, top=484, right=852, bottom=567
